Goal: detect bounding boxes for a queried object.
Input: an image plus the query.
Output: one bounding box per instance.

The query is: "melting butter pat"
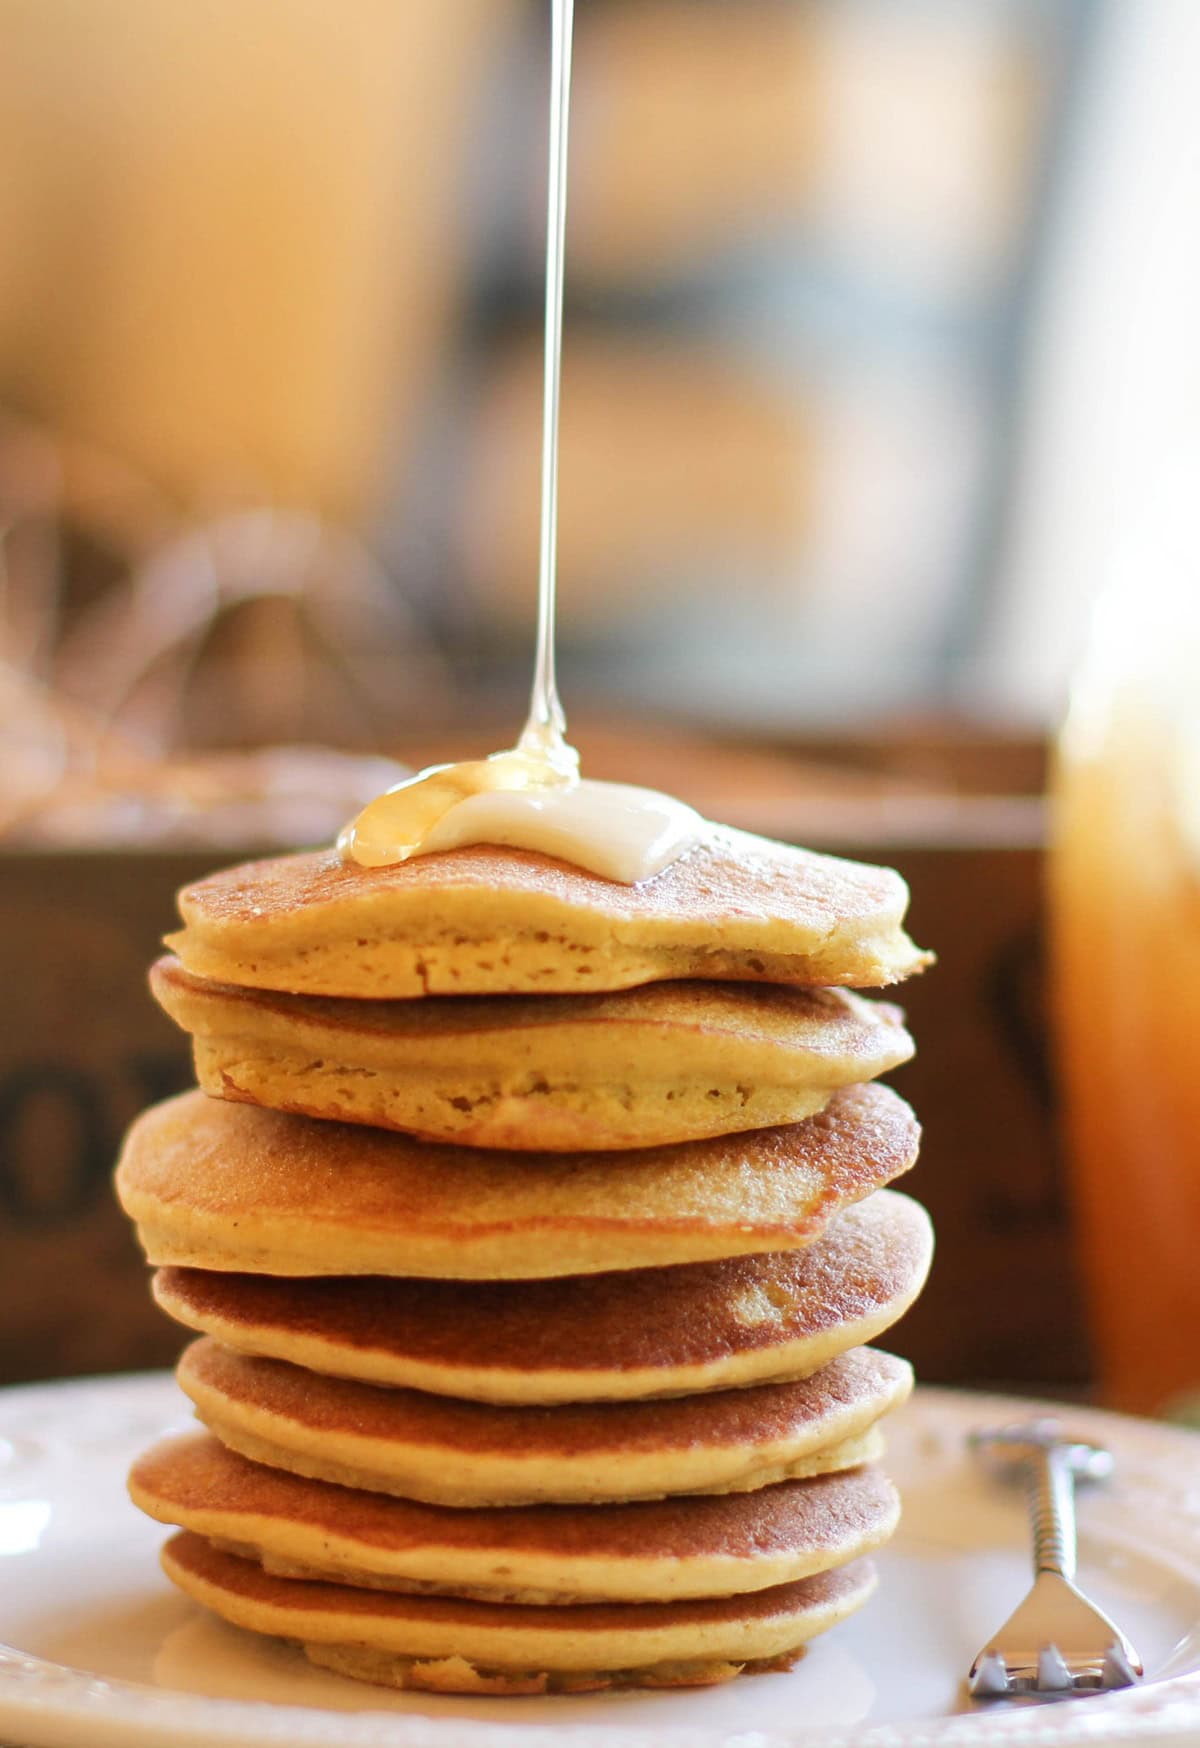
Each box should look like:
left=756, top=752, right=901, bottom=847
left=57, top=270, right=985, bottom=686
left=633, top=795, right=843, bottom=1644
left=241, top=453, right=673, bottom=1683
left=416, top=779, right=703, bottom=883
left=340, top=760, right=703, bottom=884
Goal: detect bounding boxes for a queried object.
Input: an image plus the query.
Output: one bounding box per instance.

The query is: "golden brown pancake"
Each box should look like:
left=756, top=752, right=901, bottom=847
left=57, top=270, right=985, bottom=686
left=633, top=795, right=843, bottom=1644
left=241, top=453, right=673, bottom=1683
left=160, top=1531, right=878, bottom=1690
left=115, top=1084, right=919, bottom=1279
left=150, top=955, right=914, bottom=1149
left=153, top=1191, right=932, bottom=1402
left=131, top=1432, right=899, bottom=1604
left=176, top=1337, right=906, bottom=1506
left=164, top=832, right=930, bottom=999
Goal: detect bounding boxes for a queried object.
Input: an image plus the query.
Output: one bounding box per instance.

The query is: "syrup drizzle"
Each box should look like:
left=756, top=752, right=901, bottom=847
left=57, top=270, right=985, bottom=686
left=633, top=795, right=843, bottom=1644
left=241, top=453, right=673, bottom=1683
left=518, top=0, right=575, bottom=776
left=339, top=0, right=702, bottom=882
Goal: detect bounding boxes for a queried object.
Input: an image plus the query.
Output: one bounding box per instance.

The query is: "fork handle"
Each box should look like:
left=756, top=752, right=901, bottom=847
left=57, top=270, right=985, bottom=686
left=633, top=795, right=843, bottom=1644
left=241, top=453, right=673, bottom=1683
left=1026, top=1445, right=1077, bottom=1580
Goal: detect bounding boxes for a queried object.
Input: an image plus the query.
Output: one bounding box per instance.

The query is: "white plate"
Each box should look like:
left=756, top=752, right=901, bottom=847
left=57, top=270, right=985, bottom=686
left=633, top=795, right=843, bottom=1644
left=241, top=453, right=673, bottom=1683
left=1, top=1374, right=1199, bottom=1748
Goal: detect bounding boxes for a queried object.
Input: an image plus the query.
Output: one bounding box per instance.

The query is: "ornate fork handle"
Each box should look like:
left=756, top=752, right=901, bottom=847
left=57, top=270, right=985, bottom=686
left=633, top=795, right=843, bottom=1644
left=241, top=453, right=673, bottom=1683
left=1027, top=1439, right=1077, bottom=1578
left=967, top=1418, right=1142, bottom=1698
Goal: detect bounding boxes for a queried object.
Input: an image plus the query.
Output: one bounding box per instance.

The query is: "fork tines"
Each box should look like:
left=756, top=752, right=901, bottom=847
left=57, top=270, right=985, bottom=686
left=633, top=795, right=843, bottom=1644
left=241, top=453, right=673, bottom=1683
left=969, top=1640, right=1141, bottom=1698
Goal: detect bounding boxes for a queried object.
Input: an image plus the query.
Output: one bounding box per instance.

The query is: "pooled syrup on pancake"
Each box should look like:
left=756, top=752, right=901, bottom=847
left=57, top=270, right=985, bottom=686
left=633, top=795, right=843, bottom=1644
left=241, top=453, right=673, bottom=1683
left=339, top=0, right=702, bottom=886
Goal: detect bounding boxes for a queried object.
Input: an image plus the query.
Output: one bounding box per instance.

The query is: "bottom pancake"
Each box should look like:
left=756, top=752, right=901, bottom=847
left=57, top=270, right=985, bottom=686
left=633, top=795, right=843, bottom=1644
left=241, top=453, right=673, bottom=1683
left=131, top=1432, right=899, bottom=1604
left=161, top=1532, right=877, bottom=1691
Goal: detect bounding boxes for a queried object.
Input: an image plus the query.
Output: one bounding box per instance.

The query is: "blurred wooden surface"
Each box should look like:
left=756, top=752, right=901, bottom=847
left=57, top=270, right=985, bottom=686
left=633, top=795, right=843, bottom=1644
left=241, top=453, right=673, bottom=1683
left=0, top=727, right=1088, bottom=1392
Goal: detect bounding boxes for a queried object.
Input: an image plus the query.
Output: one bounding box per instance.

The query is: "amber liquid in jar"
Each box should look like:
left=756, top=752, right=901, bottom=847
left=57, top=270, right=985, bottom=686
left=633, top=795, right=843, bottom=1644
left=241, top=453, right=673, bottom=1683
left=1050, top=583, right=1200, bottom=1417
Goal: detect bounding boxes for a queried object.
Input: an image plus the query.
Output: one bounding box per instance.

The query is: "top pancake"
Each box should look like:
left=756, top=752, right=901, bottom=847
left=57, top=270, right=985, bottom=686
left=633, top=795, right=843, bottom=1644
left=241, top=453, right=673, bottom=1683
left=164, top=831, right=930, bottom=999
left=115, top=1083, right=919, bottom=1279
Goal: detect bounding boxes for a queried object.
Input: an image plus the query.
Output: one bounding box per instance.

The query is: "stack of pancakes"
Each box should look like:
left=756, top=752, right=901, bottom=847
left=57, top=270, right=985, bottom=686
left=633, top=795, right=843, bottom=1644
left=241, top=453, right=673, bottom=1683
left=116, top=827, right=932, bottom=1694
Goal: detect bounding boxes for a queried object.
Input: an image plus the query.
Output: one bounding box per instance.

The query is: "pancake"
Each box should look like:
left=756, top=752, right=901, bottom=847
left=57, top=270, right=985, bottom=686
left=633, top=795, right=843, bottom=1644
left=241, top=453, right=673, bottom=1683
left=153, top=1191, right=933, bottom=1403
left=131, top=1432, right=899, bottom=1604
left=160, top=1531, right=878, bottom=1690
left=150, top=956, right=914, bottom=1150
left=175, top=1337, right=906, bottom=1506
left=115, top=1083, right=919, bottom=1279
left=163, top=831, right=930, bottom=1000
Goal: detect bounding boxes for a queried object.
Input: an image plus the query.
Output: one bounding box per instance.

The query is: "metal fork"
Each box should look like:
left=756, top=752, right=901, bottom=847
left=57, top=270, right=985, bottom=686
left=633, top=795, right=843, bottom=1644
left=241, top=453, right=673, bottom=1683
left=967, top=1419, right=1143, bottom=1699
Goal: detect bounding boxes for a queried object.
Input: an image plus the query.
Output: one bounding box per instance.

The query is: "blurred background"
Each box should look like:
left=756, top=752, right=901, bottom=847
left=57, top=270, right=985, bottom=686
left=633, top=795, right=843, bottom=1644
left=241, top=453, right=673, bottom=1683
left=2, top=0, right=1198, bottom=1414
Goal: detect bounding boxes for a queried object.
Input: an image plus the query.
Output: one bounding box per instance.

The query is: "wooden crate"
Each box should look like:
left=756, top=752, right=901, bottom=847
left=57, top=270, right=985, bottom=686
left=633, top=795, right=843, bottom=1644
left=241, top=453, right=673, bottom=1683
left=0, top=733, right=1086, bottom=1391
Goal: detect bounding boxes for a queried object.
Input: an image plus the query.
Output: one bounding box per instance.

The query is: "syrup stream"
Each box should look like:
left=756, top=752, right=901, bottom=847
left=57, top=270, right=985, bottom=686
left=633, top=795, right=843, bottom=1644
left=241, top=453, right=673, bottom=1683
left=517, top=0, right=575, bottom=772
left=337, top=0, right=703, bottom=879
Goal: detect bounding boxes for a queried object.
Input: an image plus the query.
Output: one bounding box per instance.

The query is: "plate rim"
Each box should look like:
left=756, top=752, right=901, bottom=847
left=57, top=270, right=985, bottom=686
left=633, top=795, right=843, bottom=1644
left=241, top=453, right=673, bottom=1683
left=2, top=1372, right=1200, bottom=1748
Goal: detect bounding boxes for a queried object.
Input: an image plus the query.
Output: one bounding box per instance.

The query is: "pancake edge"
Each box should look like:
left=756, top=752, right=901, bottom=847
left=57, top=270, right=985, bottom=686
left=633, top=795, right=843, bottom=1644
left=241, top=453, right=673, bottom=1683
left=150, top=1196, right=931, bottom=1402
left=179, top=1343, right=890, bottom=1507
left=160, top=1532, right=879, bottom=1678
left=129, top=1436, right=900, bottom=1603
